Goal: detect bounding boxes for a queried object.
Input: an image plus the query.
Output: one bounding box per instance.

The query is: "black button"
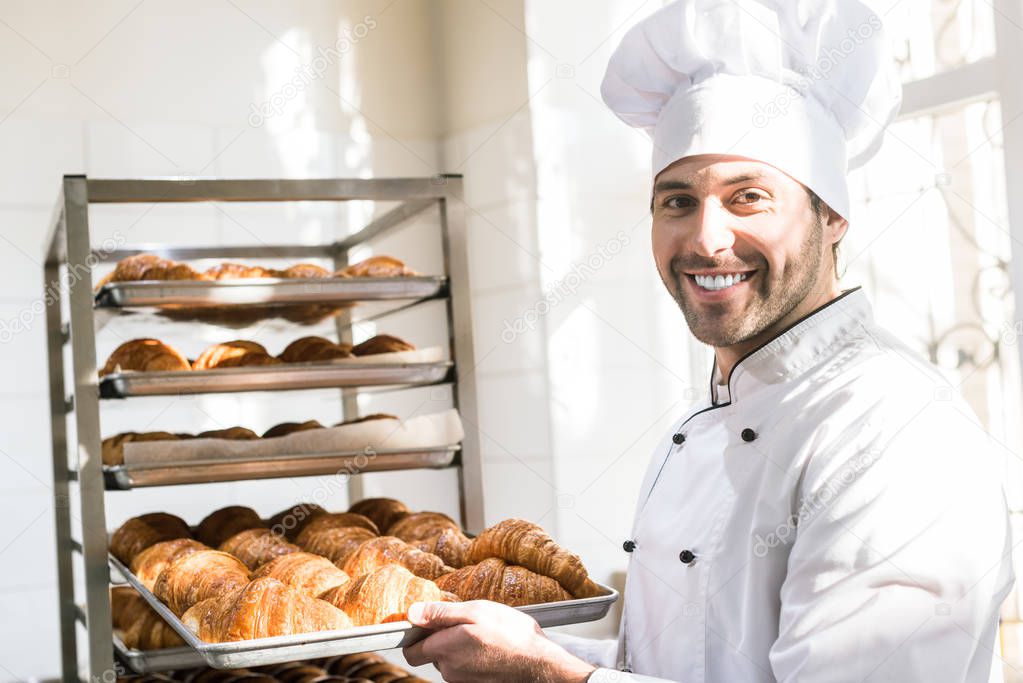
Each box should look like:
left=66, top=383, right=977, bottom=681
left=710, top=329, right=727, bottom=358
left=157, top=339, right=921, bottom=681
left=741, top=428, right=757, bottom=442
left=672, top=432, right=686, bottom=444
left=623, top=540, right=636, bottom=553
left=679, top=549, right=696, bottom=564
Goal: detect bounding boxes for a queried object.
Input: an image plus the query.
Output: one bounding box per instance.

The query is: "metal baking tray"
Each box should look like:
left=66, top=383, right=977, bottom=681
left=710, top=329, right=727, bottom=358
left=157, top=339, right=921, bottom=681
left=114, top=634, right=204, bottom=674
left=93, top=277, right=448, bottom=330
left=104, top=445, right=460, bottom=489
left=99, top=361, right=453, bottom=398
left=95, top=276, right=448, bottom=308
left=108, top=554, right=618, bottom=670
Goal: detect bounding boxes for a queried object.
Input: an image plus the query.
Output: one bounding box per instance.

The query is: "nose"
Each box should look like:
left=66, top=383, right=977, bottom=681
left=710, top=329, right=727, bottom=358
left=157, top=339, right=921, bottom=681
left=690, top=201, right=736, bottom=257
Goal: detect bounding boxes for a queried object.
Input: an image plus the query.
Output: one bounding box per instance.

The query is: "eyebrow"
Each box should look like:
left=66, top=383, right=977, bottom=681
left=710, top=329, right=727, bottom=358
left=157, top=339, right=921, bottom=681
left=653, top=172, right=769, bottom=195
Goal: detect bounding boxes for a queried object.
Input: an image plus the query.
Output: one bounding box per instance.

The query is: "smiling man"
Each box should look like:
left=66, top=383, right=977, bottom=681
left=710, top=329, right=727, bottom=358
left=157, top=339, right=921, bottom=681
left=403, top=1, right=1015, bottom=681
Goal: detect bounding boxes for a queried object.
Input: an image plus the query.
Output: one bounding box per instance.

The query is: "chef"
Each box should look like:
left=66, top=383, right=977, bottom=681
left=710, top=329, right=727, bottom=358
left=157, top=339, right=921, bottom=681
left=402, top=0, right=1016, bottom=681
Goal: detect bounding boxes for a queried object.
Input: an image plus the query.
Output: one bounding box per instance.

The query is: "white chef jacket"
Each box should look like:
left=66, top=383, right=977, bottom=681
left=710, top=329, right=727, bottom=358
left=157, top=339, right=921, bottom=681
left=550, top=288, right=1015, bottom=682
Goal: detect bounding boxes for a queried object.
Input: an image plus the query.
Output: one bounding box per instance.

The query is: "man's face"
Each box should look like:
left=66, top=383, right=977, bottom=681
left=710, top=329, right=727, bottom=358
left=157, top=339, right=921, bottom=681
left=651, top=154, right=841, bottom=348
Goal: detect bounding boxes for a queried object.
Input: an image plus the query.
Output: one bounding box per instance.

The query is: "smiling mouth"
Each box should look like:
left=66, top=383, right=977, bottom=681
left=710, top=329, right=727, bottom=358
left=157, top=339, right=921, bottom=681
left=687, top=271, right=755, bottom=292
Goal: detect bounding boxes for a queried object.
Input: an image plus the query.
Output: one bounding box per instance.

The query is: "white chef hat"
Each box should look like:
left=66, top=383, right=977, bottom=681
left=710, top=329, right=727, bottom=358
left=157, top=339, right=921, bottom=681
left=601, top=0, right=902, bottom=220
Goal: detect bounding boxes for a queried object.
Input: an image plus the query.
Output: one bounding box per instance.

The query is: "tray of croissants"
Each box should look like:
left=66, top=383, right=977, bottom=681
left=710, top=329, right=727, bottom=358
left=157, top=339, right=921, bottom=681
left=98, top=334, right=450, bottom=398
left=101, top=410, right=463, bottom=489
left=108, top=498, right=615, bottom=670
left=94, top=253, right=445, bottom=327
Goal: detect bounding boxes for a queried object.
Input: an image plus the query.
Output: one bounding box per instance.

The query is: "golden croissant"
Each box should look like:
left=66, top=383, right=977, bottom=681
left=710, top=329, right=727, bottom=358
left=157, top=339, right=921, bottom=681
left=251, top=551, right=350, bottom=598
left=122, top=607, right=186, bottom=650
left=219, top=528, right=300, bottom=570
left=262, top=420, right=324, bottom=438
left=337, top=255, right=417, bottom=278
left=101, top=431, right=181, bottom=466
left=153, top=549, right=251, bottom=616
left=181, top=577, right=351, bottom=642
left=267, top=502, right=326, bottom=540
left=347, top=497, right=410, bottom=534
left=410, top=527, right=471, bottom=569
left=388, top=511, right=460, bottom=540
left=436, top=557, right=573, bottom=606
left=342, top=536, right=452, bottom=581
left=99, top=338, right=192, bottom=376
left=299, top=512, right=380, bottom=537
left=278, top=336, right=353, bottom=363
left=318, top=651, right=429, bottom=680
left=295, top=526, right=376, bottom=568
left=467, top=519, right=603, bottom=598
left=350, top=334, right=415, bottom=357
left=196, top=505, right=266, bottom=548
left=200, top=262, right=277, bottom=280
left=110, top=586, right=149, bottom=630
left=192, top=340, right=281, bottom=370
left=318, top=564, right=455, bottom=626
left=195, top=426, right=259, bottom=440
left=96, top=253, right=199, bottom=288
left=109, top=512, right=192, bottom=565
left=130, top=538, right=209, bottom=590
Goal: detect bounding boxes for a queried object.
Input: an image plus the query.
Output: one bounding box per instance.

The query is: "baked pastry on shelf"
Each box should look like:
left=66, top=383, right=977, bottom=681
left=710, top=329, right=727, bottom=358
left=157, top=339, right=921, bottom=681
left=111, top=586, right=150, bottom=630
left=130, top=538, right=209, bottom=590
left=341, top=536, right=452, bottom=581
left=99, top=339, right=192, bottom=376
left=336, top=255, right=418, bottom=278
left=196, top=505, right=267, bottom=547
left=95, top=253, right=199, bottom=288
left=195, top=426, right=260, bottom=440
left=251, top=551, right=351, bottom=598
left=261, top=420, right=324, bottom=438
left=298, top=512, right=380, bottom=537
left=318, top=564, right=455, bottom=626
left=192, top=340, right=282, bottom=370
left=219, top=528, right=301, bottom=570
left=468, top=518, right=604, bottom=598
left=181, top=576, right=351, bottom=642
left=278, top=336, right=353, bottom=363
left=295, top=526, right=376, bottom=569
left=153, top=549, right=251, bottom=616
left=102, top=431, right=183, bottom=466
left=436, top=557, right=572, bottom=606
left=266, top=502, right=326, bottom=539
left=350, top=335, right=415, bottom=357
left=347, top=497, right=410, bottom=534
left=123, top=606, right=187, bottom=650
left=110, top=512, right=193, bottom=565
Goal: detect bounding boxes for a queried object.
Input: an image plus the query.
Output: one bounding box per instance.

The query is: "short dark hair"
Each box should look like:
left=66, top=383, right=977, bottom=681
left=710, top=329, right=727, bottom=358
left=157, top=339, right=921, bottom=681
left=806, top=187, right=841, bottom=273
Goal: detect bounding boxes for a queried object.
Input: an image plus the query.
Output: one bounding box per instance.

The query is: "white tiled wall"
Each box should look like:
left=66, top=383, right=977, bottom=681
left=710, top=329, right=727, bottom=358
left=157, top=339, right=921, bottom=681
left=0, top=0, right=681, bottom=678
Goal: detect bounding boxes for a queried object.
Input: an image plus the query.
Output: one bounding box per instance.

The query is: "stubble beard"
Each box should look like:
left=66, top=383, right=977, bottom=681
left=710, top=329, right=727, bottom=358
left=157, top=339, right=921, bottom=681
left=668, top=217, right=825, bottom=347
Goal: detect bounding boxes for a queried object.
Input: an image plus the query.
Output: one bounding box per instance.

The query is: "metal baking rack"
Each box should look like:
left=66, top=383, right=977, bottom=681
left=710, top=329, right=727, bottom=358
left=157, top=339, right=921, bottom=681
left=44, top=176, right=489, bottom=680
left=108, top=554, right=618, bottom=673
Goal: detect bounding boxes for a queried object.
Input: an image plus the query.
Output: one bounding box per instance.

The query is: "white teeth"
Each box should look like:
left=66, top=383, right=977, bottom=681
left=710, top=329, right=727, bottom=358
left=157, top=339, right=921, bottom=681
left=694, top=273, right=747, bottom=291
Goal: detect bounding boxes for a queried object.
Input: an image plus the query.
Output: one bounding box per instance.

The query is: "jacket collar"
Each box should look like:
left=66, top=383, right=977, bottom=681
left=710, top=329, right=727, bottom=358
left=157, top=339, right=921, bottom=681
left=710, top=287, right=872, bottom=404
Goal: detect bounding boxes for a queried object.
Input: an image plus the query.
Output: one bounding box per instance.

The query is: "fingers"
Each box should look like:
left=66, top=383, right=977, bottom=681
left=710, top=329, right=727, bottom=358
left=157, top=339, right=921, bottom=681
left=406, top=599, right=487, bottom=628
left=403, top=623, right=468, bottom=668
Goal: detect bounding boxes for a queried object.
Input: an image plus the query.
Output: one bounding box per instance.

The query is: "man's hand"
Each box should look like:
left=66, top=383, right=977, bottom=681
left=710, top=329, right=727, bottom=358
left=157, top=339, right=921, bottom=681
left=402, top=600, right=597, bottom=683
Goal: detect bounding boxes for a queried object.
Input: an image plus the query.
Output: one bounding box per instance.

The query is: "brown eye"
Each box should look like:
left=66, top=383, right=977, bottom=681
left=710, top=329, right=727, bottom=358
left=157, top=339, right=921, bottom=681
left=664, top=195, right=693, bottom=209
left=735, top=191, right=765, bottom=205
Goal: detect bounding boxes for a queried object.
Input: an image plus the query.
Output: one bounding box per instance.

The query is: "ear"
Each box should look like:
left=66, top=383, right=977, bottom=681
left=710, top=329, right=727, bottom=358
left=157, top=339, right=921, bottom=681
left=826, top=206, right=849, bottom=247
